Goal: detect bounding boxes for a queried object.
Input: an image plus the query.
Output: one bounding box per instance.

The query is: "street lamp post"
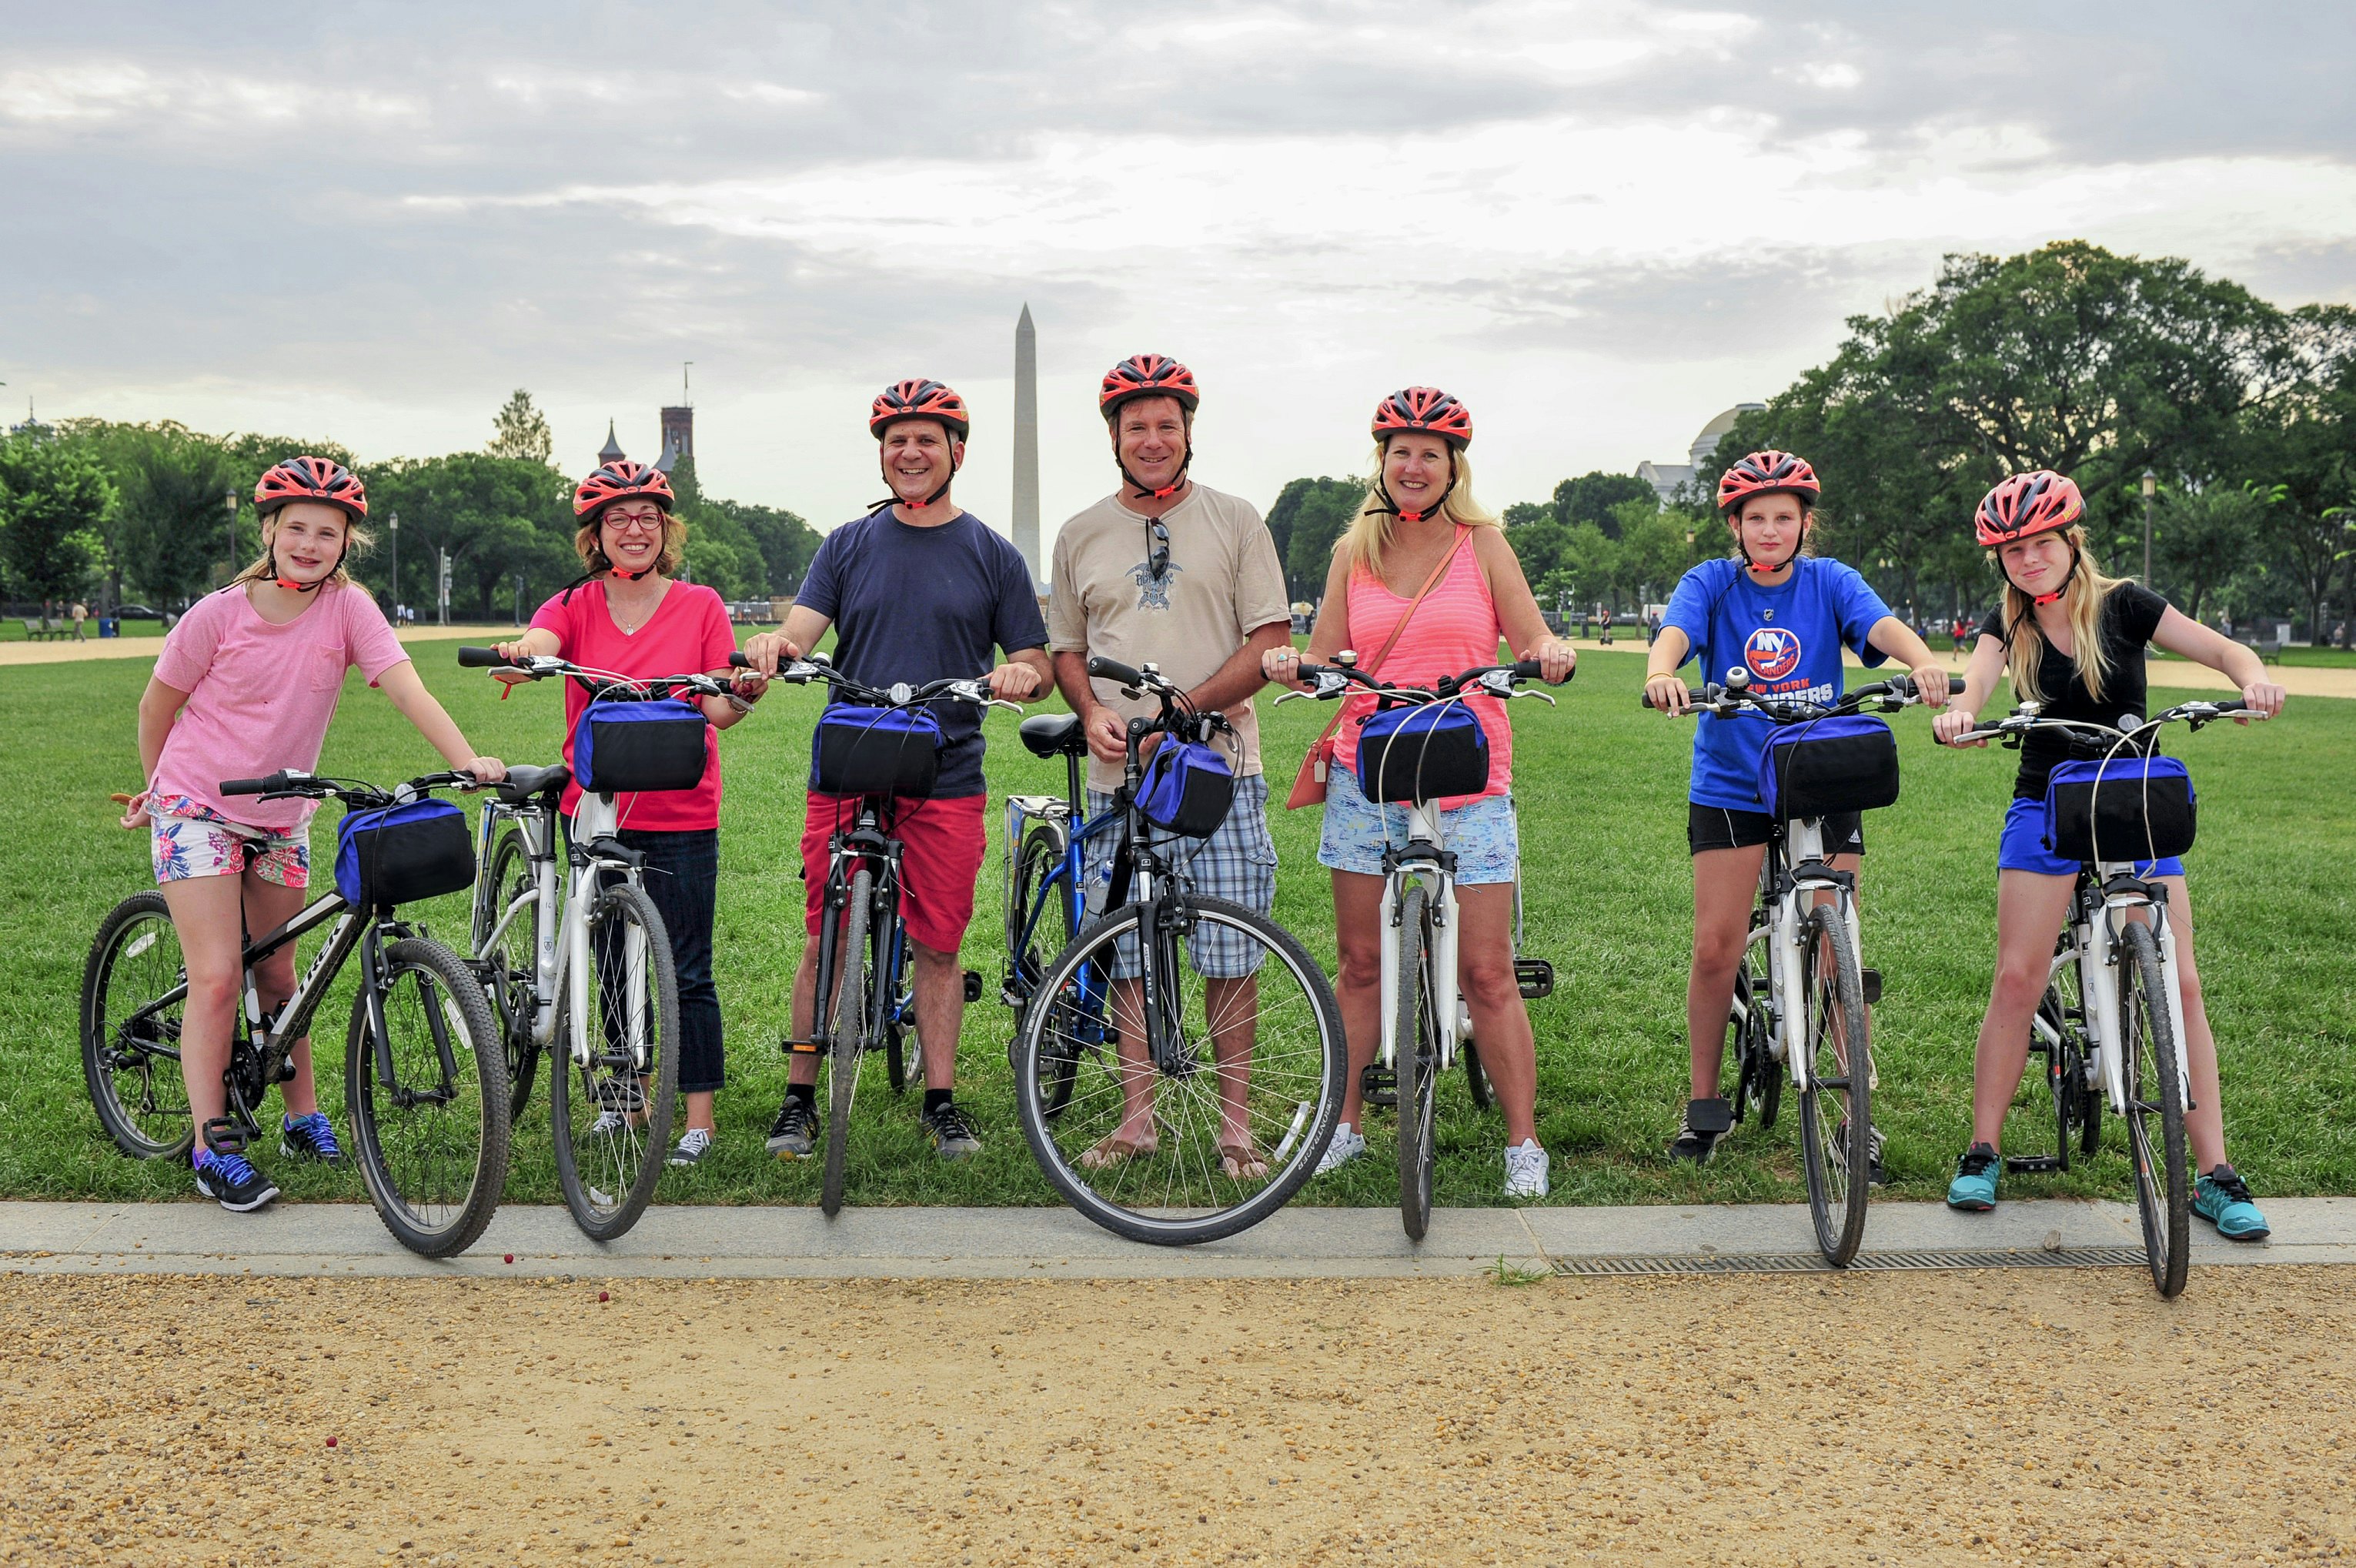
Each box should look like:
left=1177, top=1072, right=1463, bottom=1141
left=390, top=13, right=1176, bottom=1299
left=223, top=489, right=239, bottom=581
left=2141, top=469, right=2157, bottom=587
left=388, top=511, right=399, bottom=623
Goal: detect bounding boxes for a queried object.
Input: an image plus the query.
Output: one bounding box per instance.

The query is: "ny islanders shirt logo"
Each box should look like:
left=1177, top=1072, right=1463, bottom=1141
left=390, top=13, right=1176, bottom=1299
left=1745, top=626, right=1803, bottom=684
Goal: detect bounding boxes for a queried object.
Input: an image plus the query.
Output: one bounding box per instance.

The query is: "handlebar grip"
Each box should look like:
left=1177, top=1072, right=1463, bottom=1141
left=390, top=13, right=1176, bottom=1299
left=220, top=774, right=284, bottom=796
left=2207, top=697, right=2251, bottom=712
left=727, top=650, right=752, bottom=668
left=455, top=646, right=513, bottom=668
left=1088, top=656, right=1143, bottom=687
left=1512, top=660, right=1546, bottom=680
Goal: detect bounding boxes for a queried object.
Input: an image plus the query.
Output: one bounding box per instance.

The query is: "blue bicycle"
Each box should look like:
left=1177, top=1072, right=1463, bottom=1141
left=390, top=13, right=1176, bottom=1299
left=1004, top=658, right=1346, bottom=1245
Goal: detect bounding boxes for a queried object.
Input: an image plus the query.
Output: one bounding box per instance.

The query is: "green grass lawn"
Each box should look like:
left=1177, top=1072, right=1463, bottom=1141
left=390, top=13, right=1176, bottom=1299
left=0, top=617, right=166, bottom=641
left=5, top=645, right=2350, bottom=1212
left=2150, top=644, right=2356, bottom=669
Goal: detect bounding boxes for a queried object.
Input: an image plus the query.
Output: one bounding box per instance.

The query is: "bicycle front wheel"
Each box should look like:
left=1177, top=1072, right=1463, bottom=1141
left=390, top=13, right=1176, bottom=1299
left=1395, top=885, right=1438, bottom=1242
left=476, top=828, right=543, bottom=1126
left=2119, top=920, right=2191, bottom=1298
left=1012, top=894, right=1345, bottom=1245
left=822, top=868, right=874, bottom=1219
left=345, top=936, right=511, bottom=1257
left=1796, top=903, right=1872, bottom=1266
left=81, top=891, right=195, bottom=1160
left=551, top=881, right=679, bottom=1241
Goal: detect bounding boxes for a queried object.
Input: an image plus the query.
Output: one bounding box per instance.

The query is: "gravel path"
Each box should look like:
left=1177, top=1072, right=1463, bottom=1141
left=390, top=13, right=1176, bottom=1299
left=3, top=1268, right=2348, bottom=1566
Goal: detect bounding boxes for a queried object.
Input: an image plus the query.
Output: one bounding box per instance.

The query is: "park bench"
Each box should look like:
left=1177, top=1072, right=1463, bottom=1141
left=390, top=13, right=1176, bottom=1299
left=18, top=619, right=65, bottom=642
left=2247, top=631, right=2287, bottom=665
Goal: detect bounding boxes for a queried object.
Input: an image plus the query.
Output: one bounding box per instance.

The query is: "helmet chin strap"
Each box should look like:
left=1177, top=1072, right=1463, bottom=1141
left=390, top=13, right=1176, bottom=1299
left=269, top=540, right=343, bottom=593
left=2029, top=545, right=2080, bottom=606
left=876, top=446, right=960, bottom=512
left=1370, top=455, right=1456, bottom=523
left=1121, top=440, right=1191, bottom=502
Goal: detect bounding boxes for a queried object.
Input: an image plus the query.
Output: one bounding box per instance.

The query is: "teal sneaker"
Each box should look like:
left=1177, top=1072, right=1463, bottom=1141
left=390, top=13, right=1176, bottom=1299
left=2193, top=1164, right=2271, bottom=1242
left=1946, top=1142, right=2000, bottom=1212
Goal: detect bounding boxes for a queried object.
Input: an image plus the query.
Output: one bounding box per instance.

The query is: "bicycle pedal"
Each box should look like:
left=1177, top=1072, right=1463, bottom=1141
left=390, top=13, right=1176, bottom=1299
left=962, top=969, right=984, bottom=1004
left=1360, top=1065, right=1399, bottom=1108
left=1514, top=958, right=1555, bottom=1000
left=1860, top=968, right=1883, bottom=1007
left=780, top=1037, right=823, bottom=1056
left=2004, top=1155, right=2062, bottom=1175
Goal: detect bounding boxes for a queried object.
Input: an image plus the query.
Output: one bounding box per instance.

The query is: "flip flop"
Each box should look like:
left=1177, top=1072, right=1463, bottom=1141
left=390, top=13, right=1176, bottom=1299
left=1220, top=1141, right=1269, bottom=1181
left=1078, top=1131, right=1158, bottom=1170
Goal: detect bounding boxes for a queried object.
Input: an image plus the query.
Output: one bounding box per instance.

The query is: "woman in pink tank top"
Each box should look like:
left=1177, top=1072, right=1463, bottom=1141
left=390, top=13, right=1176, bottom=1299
left=1264, top=388, right=1572, bottom=1199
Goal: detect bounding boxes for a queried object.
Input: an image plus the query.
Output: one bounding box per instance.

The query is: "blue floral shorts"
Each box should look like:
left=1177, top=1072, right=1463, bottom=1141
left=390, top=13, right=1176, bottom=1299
left=1315, top=766, right=1520, bottom=885
left=149, top=794, right=309, bottom=888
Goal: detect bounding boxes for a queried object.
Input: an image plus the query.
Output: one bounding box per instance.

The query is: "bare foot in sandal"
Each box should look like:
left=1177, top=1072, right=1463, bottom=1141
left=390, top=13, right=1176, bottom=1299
left=1220, top=1142, right=1269, bottom=1181
left=1078, top=1128, right=1159, bottom=1170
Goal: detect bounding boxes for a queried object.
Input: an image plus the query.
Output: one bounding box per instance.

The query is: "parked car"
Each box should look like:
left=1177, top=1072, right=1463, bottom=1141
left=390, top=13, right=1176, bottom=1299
left=113, top=604, right=161, bottom=620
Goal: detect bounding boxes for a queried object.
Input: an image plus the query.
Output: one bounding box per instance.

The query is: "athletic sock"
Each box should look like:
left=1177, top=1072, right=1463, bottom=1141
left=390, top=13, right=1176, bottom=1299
left=923, top=1088, right=954, bottom=1117
left=786, top=1082, right=817, bottom=1110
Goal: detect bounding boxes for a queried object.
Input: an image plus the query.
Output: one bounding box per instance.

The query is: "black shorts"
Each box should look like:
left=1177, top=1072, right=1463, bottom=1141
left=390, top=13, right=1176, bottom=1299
left=1687, top=802, right=1864, bottom=858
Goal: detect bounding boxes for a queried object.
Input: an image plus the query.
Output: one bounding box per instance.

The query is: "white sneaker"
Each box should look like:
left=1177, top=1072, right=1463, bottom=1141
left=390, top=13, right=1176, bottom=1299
left=1503, top=1139, right=1551, bottom=1199
left=1315, top=1123, right=1365, bottom=1175
left=667, top=1127, right=713, bottom=1167
left=589, top=1110, right=628, bottom=1138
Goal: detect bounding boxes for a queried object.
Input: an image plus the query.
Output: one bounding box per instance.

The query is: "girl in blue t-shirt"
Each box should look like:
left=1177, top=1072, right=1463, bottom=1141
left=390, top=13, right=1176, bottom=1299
left=1643, top=450, right=1949, bottom=1168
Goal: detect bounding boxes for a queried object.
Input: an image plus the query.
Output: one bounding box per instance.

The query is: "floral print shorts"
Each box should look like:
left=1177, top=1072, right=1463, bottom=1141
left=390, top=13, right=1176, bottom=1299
left=149, top=794, right=309, bottom=888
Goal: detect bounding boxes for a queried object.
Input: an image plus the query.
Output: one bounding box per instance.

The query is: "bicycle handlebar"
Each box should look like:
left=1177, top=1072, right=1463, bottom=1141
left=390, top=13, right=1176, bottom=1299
left=1644, top=674, right=1920, bottom=720
left=459, top=647, right=734, bottom=701
left=217, top=769, right=480, bottom=807
left=1948, top=697, right=2261, bottom=750
left=455, top=645, right=515, bottom=669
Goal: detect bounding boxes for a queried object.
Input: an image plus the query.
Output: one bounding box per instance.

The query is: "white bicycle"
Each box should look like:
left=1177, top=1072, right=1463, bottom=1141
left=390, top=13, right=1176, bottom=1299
left=457, top=646, right=733, bottom=1240
left=1282, top=652, right=1559, bottom=1239
left=1952, top=697, right=2260, bottom=1298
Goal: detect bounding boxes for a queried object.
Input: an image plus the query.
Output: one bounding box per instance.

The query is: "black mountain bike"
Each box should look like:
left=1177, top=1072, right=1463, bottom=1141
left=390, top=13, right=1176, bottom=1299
left=82, top=771, right=509, bottom=1257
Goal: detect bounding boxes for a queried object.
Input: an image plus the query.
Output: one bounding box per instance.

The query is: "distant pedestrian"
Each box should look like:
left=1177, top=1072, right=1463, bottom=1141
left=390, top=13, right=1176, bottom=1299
left=71, top=600, right=89, bottom=641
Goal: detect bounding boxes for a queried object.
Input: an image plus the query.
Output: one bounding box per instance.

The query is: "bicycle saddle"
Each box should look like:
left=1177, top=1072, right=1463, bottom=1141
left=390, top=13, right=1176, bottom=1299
left=1019, top=713, right=1087, bottom=758
left=495, top=764, right=572, bottom=803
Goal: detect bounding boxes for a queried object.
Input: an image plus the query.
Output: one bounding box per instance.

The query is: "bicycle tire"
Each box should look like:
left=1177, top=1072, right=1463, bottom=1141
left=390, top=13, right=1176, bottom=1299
left=2036, top=972, right=2080, bottom=1172
left=1796, top=903, right=1872, bottom=1266
left=81, top=891, right=196, bottom=1161
left=477, top=828, right=543, bottom=1126
left=822, top=868, right=874, bottom=1219
left=1396, top=884, right=1436, bottom=1243
left=1011, top=894, right=1346, bottom=1245
left=344, top=935, right=511, bottom=1258
left=550, top=880, right=679, bottom=1241
left=1462, top=1037, right=1492, bottom=1114
left=2119, top=920, right=2191, bottom=1299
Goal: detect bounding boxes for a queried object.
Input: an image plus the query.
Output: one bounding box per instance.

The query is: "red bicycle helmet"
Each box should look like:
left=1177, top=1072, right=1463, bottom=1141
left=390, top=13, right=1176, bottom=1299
left=1371, top=387, right=1473, bottom=448
left=869, top=379, right=970, bottom=440
left=1099, top=355, right=1199, bottom=421
left=1716, top=450, right=1820, bottom=515
left=253, top=456, right=368, bottom=521
left=1974, top=470, right=2084, bottom=547
left=572, top=460, right=674, bottom=522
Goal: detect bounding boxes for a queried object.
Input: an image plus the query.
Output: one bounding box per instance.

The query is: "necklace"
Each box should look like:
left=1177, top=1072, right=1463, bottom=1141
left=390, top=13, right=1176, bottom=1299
left=610, top=581, right=664, bottom=636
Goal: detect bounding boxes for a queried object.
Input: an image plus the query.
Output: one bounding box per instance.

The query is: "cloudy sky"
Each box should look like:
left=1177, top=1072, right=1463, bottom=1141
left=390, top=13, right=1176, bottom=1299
left=5, top=1, right=2354, bottom=542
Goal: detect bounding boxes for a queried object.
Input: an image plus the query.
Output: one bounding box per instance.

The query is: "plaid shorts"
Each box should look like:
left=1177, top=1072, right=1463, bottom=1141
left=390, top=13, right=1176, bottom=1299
left=1083, top=773, right=1275, bottom=979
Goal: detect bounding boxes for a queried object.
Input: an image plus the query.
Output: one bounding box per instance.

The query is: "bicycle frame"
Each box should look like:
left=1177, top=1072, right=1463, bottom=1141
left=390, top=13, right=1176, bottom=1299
left=1379, top=797, right=1461, bottom=1075
left=2060, top=867, right=2196, bottom=1117
left=810, top=799, right=911, bottom=1054
left=1745, top=814, right=1866, bottom=1092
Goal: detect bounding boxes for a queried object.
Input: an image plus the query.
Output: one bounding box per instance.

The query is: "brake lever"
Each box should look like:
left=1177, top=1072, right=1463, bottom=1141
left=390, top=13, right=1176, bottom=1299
left=1510, top=689, right=1558, bottom=708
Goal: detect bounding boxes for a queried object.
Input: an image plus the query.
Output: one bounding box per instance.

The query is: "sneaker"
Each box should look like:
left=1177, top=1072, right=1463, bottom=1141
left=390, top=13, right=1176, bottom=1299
left=2193, top=1164, right=2271, bottom=1242
left=1834, top=1121, right=1888, bottom=1188
left=667, top=1127, right=713, bottom=1168
left=1503, top=1139, right=1551, bottom=1199
left=279, top=1111, right=344, bottom=1164
left=1669, top=1098, right=1732, bottom=1165
left=921, top=1101, right=983, bottom=1162
left=588, top=1109, right=628, bottom=1138
left=766, top=1097, right=818, bottom=1160
left=1315, top=1122, right=1365, bottom=1175
left=194, top=1147, right=279, bottom=1213
left=1946, top=1142, right=2000, bottom=1212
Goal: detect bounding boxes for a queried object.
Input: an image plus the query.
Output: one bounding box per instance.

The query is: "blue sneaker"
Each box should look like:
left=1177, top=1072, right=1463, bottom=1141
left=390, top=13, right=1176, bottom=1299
left=1946, top=1142, right=2000, bottom=1212
left=280, top=1111, right=344, bottom=1164
left=194, top=1120, right=279, bottom=1213
left=2193, top=1164, right=2270, bottom=1242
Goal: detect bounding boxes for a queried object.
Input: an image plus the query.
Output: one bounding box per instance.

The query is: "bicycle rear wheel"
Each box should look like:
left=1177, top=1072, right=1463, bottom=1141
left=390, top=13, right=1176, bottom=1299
left=81, top=891, right=195, bottom=1160
left=2035, top=965, right=2085, bottom=1172
left=822, top=868, right=875, bottom=1219
left=1395, top=885, right=1438, bottom=1243
left=2119, top=920, right=2191, bottom=1298
left=475, top=827, right=543, bottom=1126
left=1012, top=894, right=1345, bottom=1245
left=550, top=881, right=679, bottom=1241
left=1796, top=903, right=1872, bottom=1266
left=345, top=935, right=511, bottom=1257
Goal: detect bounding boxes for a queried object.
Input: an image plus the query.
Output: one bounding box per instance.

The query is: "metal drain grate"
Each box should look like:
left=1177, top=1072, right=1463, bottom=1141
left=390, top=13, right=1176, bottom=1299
left=1552, top=1245, right=2149, bottom=1277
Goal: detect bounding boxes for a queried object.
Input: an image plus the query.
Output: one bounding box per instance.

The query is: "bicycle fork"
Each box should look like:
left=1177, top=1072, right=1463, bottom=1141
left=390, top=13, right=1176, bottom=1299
left=2084, top=891, right=2196, bottom=1116
left=1379, top=863, right=1459, bottom=1072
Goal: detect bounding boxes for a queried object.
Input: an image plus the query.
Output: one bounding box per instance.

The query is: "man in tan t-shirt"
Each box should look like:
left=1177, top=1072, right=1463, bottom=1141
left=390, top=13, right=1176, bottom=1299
left=1048, top=353, right=1294, bottom=1175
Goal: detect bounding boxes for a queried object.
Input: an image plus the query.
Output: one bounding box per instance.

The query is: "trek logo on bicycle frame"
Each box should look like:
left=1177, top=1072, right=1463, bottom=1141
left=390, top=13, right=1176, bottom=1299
left=1744, top=626, right=1804, bottom=684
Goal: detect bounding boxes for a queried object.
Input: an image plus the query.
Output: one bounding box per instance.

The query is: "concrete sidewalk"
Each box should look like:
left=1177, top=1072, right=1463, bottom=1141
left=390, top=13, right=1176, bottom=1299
left=3, top=1197, right=2348, bottom=1280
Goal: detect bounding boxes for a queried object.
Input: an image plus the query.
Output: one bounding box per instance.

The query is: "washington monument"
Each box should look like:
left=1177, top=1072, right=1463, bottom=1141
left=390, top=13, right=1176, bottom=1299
left=1013, top=303, right=1041, bottom=590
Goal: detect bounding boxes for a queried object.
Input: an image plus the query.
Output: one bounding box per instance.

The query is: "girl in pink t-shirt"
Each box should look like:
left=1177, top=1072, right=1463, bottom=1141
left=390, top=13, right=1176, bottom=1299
left=119, top=457, right=505, bottom=1214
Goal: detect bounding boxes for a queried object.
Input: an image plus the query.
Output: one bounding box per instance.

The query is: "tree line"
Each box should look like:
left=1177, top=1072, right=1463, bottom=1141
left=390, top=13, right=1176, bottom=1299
left=0, top=391, right=820, bottom=619
left=1267, top=242, right=2356, bottom=639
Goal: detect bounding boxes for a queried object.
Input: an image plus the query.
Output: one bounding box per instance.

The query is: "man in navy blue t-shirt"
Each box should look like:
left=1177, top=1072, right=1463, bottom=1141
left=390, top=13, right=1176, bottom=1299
left=745, top=379, right=1050, bottom=1164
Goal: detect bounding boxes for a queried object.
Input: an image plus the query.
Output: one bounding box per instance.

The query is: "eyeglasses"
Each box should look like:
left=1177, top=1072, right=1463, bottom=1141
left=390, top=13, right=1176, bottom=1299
left=1146, top=520, right=1171, bottom=581
left=603, top=513, right=666, bottom=533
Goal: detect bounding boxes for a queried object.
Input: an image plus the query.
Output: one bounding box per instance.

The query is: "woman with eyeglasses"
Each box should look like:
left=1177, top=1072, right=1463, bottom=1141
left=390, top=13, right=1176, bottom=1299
left=491, top=459, right=769, bottom=1168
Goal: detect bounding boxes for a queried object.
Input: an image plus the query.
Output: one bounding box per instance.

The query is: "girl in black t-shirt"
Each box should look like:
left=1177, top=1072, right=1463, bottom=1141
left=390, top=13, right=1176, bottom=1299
left=1931, top=470, right=2284, bottom=1239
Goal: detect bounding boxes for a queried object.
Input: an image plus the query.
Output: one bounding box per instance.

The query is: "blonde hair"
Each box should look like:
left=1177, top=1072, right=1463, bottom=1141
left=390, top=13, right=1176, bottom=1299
left=1996, top=525, right=2124, bottom=704
left=574, top=506, right=687, bottom=579
left=232, top=507, right=374, bottom=590
left=1340, top=440, right=1499, bottom=578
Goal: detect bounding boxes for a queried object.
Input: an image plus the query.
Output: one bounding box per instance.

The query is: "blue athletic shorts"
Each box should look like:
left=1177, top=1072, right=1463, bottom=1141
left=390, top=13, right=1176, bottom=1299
left=1997, top=797, right=2184, bottom=880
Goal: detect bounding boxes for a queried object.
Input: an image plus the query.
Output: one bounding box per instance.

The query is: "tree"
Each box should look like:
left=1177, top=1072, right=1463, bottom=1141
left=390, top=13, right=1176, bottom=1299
left=0, top=430, right=115, bottom=603
left=705, top=496, right=820, bottom=593
left=1267, top=476, right=1363, bottom=599
left=62, top=420, right=242, bottom=610
left=1551, top=471, right=1658, bottom=539
left=360, top=453, right=576, bottom=617
left=488, top=390, right=554, bottom=465
left=2154, top=483, right=2278, bottom=624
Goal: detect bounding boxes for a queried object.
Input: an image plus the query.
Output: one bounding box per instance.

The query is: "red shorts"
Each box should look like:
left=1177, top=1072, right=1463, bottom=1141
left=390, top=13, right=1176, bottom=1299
left=800, top=792, right=988, bottom=955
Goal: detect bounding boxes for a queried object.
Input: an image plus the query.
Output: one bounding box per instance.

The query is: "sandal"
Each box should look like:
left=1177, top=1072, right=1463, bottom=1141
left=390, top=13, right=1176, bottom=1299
left=1220, top=1140, right=1269, bottom=1181
left=1078, top=1130, right=1158, bottom=1170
